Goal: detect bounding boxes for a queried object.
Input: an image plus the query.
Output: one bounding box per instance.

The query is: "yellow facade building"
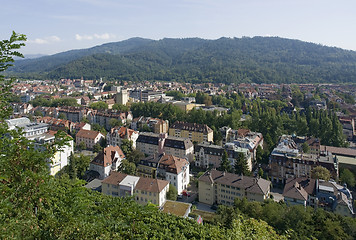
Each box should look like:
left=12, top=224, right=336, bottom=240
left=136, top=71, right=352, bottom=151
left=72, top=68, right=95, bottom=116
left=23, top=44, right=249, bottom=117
left=169, top=121, right=213, bottom=144
left=198, top=169, right=271, bottom=206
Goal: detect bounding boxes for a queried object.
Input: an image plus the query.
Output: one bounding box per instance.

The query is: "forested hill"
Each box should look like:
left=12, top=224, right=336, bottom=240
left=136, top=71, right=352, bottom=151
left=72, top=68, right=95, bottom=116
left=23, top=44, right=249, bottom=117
left=8, top=37, right=356, bottom=84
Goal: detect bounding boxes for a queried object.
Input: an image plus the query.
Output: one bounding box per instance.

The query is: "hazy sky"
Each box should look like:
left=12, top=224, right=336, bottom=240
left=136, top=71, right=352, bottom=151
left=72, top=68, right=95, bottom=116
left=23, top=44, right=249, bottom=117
left=2, top=0, right=356, bottom=55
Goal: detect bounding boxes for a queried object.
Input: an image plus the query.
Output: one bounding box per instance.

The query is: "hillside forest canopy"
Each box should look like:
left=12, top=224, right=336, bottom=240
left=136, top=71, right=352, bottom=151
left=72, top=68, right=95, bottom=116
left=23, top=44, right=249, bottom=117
left=7, top=37, right=356, bottom=84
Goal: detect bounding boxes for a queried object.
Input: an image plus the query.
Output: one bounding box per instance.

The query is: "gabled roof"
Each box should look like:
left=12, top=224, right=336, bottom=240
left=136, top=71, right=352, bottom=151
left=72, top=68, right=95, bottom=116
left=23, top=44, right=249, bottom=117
left=135, top=177, right=169, bottom=193
left=170, top=121, right=213, bottom=134
left=283, top=177, right=316, bottom=201
left=76, top=129, right=103, bottom=139
left=199, top=169, right=270, bottom=195
left=158, top=154, right=189, bottom=174
left=91, top=145, right=125, bottom=167
left=110, top=126, right=138, bottom=139
left=102, top=172, right=127, bottom=185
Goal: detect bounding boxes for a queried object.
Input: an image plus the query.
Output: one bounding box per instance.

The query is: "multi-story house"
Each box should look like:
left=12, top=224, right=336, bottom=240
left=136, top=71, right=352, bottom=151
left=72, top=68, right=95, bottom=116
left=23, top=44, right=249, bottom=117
left=194, top=142, right=225, bottom=169
left=137, top=153, right=190, bottom=194
left=134, top=177, right=170, bottom=207
left=136, top=132, right=194, bottom=162
left=88, top=110, right=133, bottom=130
left=131, top=116, right=169, bottom=133
left=6, top=117, right=48, bottom=139
left=156, top=154, right=190, bottom=194
left=6, top=118, right=73, bottom=176
left=106, top=126, right=139, bottom=149
left=102, top=172, right=140, bottom=197
left=76, top=129, right=105, bottom=149
left=283, top=177, right=317, bottom=207
left=55, top=106, right=89, bottom=122
left=102, top=172, right=169, bottom=207
left=283, top=177, right=354, bottom=217
left=224, top=143, right=252, bottom=171
left=169, top=121, right=213, bottom=144
left=220, top=127, right=263, bottom=161
left=46, top=130, right=74, bottom=176
left=89, top=145, right=125, bottom=179
left=269, top=135, right=338, bottom=184
left=198, top=169, right=271, bottom=206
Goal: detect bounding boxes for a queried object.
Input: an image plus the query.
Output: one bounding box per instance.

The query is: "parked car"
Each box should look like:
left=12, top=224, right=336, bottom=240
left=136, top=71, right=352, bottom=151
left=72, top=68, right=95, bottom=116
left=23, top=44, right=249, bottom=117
left=183, top=191, right=191, bottom=197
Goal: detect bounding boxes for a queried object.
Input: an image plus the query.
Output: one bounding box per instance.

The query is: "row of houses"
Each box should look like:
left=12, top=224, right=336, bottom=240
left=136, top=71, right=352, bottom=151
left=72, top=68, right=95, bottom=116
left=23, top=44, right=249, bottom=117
left=283, top=177, right=354, bottom=217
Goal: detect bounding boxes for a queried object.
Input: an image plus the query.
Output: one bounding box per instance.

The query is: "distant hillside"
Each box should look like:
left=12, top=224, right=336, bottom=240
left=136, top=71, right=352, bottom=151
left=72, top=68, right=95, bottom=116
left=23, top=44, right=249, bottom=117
left=8, top=37, right=356, bottom=84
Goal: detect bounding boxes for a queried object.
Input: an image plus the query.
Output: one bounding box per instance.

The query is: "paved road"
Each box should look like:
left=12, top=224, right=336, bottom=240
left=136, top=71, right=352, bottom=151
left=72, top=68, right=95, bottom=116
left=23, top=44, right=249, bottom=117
left=270, top=187, right=284, bottom=202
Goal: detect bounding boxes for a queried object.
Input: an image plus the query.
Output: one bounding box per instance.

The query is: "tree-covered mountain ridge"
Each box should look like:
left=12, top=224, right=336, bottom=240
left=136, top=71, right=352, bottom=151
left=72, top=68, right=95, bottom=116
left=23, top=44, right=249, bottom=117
left=9, top=36, right=356, bottom=84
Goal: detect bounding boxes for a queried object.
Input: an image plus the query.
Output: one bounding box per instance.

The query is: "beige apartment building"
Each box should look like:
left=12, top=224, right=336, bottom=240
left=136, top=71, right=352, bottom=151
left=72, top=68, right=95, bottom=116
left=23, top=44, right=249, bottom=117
left=169, top=121, right=213, bottom=144
left=198, top=169, right=271, bottom=206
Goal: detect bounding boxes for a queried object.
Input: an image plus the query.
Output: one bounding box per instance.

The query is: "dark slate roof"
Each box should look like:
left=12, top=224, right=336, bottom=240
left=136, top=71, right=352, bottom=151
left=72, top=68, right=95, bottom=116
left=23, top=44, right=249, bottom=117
left=137, top=132, right=193, bottom=150
left=136, top=132, right=159, bottom=145
left=195, top=142, right=225, bottom=156
left=164, top=137, right=193, bottom=150
left=283, top=177, right=316, bottom=201
left=199, top=169, right=270, bottom=195
left=171, top=121, right=213, bottom=134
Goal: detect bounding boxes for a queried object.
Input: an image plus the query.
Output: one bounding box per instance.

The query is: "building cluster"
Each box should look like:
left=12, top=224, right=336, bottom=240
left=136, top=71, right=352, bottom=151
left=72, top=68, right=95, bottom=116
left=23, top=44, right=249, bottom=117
left=5, top=117, right=74, bottom=176
left=269, top=135, right=338, bottom=184
left=7, top=79, right=356, bottom=218
left=283, top=177, right=354, bottom=217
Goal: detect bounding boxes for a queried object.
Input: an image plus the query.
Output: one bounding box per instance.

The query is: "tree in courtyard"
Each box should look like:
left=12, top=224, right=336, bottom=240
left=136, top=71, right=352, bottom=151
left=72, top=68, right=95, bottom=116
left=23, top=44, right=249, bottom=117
left=118, top=159, right=136, bottom=175
left=120, top=139, right=133, bottom=156
left=92, top=142, right=102, bottom=153
left=302, top=142, right=310, bottom=153
left=311, top=166, right=331, bottom=181
left=58, top=113, right=67, bottom=120
left=126, top=149, right=144, bottom=165
left=167, top=184, right=178, bottom=201
left=340, top=169, right=355, bottom=187
left=234, top=152, right=250, bottom=175
left=89, top=101, right=108, bottom=110
left=59, top=153, right=91, bottom=179
left=109, top=118, right=122, bottom=128
left=219, top=150, right=231, bottom=172
left=256, top=145, right=263, bottom=164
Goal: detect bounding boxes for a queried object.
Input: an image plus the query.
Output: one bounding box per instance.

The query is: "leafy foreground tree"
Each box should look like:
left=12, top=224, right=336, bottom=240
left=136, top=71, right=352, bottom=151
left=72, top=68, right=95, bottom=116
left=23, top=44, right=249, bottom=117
left=0, top=33, right=286, bottom=239
left=311, top=166, right=331, bottom=181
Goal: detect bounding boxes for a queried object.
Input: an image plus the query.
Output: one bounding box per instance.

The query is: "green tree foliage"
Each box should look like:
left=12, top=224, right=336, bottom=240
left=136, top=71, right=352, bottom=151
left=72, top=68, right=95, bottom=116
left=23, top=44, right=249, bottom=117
left=118, top=159, right=136, bottom=175
left=219, top=150, right=232, bottom=172
left=58, top=153, right=91, bottom=179
left=76, top=141, right=86, bottom=151
left=234, top=152, right=250, bottom=176
left=340, top=169, right=356, bottom=187
left=167, top=184, right=178, bottom=201
left=302, top=142, right=310, bottom=153
left=30, top=96, right=79, bottom=107
left=138, top=123, right=152, bottom=132
left=91, top=123, right=107, bottom=135
left=221, top=198, right=356, bottom=240
left=311, top=166, right=331, bottom=181
left=126, top=149, right=145, bottom=165
left=256, top=145, right=263, bottom=164
left=92, top=142, right=103, bottom=153
left=58, top=112, right=67, bottom=120
left=109, top=118, right=122, bottom=128
left=89, top=101, right=108, bottom=110
left=11, top=37, right=356, bottom=84
left=112, top=103, right=129, bottom=112
left=120, top=139, right=133, bottom=156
